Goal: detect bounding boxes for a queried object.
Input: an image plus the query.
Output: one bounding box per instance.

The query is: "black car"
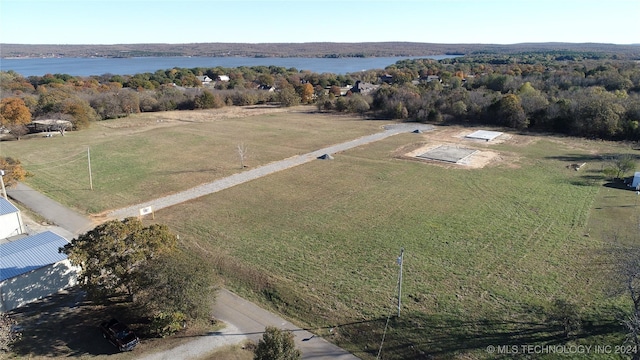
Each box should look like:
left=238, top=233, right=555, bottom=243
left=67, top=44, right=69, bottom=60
left=99, top=318, right=139, bottom=351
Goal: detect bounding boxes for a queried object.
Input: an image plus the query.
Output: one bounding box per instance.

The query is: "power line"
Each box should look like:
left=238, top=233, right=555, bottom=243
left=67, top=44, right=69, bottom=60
left=24, top=149, right=86, bottom=167
left=377, top=247, right=405, bottom=359
left=26, top=153, right=87, bottom=171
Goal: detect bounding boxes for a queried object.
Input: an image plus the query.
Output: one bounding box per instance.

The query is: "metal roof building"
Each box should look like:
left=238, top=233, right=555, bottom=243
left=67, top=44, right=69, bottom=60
left=0, top=231, right=70, bottom=282
left=0, top=197, right=24, bottom=240
left=0, top=198, right=19, bottom=216
left=0, top=231, right=80, bottom=312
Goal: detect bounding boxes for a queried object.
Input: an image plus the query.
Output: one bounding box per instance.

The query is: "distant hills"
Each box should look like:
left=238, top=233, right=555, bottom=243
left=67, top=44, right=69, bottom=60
left=2, top=42, right=639, bottom=59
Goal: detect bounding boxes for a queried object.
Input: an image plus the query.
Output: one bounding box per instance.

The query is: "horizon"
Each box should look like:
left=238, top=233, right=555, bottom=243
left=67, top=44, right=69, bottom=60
left=3, top=41, right=639, bottom=47
left=1, top=0, right=638, bottom=46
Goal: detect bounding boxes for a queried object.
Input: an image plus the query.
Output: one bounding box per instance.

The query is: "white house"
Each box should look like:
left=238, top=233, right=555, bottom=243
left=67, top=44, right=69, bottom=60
left=216, top=75, right=230, bottom=82
left=0, top=198, right=24, bottom=239
left=196, top=75, right=213, bottom=85
left=0, top=231, right=81, bottom=312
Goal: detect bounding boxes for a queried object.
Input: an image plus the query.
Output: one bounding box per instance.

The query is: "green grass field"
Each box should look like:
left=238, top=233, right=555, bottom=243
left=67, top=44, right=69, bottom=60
left=5, top=107, right=639, bottom=359
left=2, top=108, right=382, bottom=214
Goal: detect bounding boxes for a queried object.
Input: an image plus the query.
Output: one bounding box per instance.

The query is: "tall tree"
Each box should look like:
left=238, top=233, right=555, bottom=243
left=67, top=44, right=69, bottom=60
left=60, top=217, right=177, bottom=300
left=495, top=93, right=528, bottom=129
left=135, top=250, right=217, bottom=324
left=63, top=98, right=98, bottom=129
left=298, top=83, right=314, bottom=104
left=0, top=157, right=32, bottom=187
left=0, top=97, right=32, bottom=140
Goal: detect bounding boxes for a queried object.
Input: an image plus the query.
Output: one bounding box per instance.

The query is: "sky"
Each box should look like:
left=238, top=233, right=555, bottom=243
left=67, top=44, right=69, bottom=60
left=0, top=0, right=638, bottom=45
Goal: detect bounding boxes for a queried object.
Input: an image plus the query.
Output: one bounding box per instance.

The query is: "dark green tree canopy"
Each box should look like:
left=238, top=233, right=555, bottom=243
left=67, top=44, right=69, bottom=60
left=60, top=217, right=177, bottom=299
left=135, top=249, right=217, bottom=321
left=254, top=326, right=301, bottom=360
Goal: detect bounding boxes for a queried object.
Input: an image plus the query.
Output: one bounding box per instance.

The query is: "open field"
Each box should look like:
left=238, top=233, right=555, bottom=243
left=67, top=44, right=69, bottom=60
left=4, top=106, right=640, bottom=359
left=1, top=106, right=383, bottom=216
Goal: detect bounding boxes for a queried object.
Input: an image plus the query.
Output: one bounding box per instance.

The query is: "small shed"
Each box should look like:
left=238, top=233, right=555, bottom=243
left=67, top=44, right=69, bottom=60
left=0, top=198, right=24, bottom=239
left=0, top=231, right=80, bottom=312
left=631, top=172, right=640, bottom=190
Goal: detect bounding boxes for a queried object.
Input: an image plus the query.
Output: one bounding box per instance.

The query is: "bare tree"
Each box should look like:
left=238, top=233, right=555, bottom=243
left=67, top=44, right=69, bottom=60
left=603, top=154, right=636, bottom=181
left=237, top=143, right=248, bottom=169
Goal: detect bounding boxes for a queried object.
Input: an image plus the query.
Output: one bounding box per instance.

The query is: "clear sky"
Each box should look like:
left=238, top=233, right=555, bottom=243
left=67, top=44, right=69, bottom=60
left=1, top=0, right=638, bottom=45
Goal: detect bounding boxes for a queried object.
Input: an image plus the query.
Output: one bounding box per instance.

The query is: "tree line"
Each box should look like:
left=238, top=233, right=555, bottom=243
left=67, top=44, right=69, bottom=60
left=1, top=51, right=640, bottom=141
left=4, top=42, right=638, bottom=59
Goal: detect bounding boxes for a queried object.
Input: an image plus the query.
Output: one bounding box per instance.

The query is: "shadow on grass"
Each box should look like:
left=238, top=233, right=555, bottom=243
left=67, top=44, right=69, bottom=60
left=545, top=152, right=640, bottom=163
left=335, top=311, right=623, bottom=360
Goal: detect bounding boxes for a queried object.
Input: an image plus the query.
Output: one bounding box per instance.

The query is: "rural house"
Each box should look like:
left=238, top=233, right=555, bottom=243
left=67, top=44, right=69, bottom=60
left=350, top=81, right=379, bottom=95
left=196, top=75, right=213, bottom=85
left=380, top=74, right=394, bottom=84
left=29, top=119, right=72, bottom=134
left=425, top=75, right=441, bottom=82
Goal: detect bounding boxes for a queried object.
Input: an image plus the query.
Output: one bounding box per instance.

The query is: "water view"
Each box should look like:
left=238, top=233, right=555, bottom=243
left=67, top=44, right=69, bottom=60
left=1, top=55, right=456, bottom=77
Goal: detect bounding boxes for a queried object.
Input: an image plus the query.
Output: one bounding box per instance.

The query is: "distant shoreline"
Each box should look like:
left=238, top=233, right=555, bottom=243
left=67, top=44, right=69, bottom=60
left=2, top=42, right=639, bottom=60
left=2, top=55, right=452, bottom=77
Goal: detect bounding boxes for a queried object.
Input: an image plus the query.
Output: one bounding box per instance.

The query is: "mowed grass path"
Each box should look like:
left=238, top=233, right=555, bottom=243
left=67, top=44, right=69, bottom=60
left=5, top=108, right=636, bottom=359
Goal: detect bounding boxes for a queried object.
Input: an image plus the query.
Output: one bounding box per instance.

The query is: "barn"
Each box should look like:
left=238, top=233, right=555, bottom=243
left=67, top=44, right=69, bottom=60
left=0, top=198, right=24, bottom=239
left=0, top=231, right=81, bottom=312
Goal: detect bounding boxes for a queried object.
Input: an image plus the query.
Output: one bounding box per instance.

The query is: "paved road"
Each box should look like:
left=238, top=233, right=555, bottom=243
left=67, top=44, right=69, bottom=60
left=212, top=289, right=359, bottom=360
left=7, top=182, right=96, bottom=237
left=9, top=186, right=359, bottom=359
left=108, top=123, right=433, bottom=219
left=137, top=321, right=247, bottom=360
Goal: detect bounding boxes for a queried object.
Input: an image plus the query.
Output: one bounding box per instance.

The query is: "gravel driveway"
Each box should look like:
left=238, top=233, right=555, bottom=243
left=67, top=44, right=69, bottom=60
left=108, top=123, right=433, bottom=219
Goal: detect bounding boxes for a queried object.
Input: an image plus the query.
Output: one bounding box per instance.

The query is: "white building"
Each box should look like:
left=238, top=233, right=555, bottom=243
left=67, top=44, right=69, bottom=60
left=0, top=231, right=80, bottom=312
left=0, top=198, right=81, bottom=313
left=0, top=197, right=24, bottom=239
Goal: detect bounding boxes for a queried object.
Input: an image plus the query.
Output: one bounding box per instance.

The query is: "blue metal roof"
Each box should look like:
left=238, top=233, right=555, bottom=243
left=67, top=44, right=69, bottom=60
left=0, top=231, right=70, bottom=282
left=0, top=198, right=19, bottom=216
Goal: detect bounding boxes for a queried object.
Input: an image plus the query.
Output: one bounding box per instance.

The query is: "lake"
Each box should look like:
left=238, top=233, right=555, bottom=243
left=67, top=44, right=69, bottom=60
left=0, top=55, right=455, bottom=77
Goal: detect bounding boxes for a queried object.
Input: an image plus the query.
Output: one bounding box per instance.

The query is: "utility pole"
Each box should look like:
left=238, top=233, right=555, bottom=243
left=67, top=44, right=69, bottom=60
left=0, top=170, right=6, bottom=200
left=397, top=247, right=404, bottom=317
left=87, top=147, right=93, bottom=190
